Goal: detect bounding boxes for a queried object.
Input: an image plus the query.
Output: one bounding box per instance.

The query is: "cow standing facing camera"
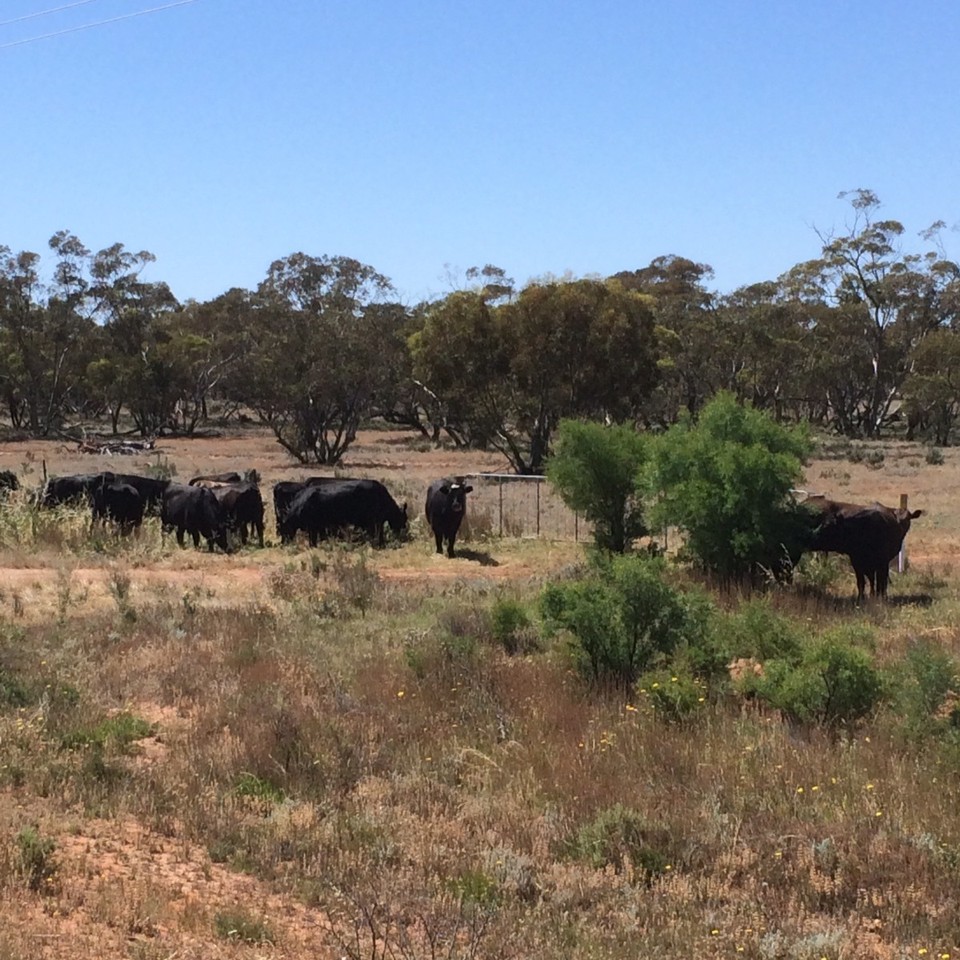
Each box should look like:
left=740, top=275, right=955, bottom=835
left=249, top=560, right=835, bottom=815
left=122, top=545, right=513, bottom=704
left=425, top=477, right=473, bottom=558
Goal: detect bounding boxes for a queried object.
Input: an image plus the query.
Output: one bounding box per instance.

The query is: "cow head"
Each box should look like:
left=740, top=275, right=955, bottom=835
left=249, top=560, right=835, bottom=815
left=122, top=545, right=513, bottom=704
left=390, top=502, right=409, bottom=539
left=897, top=507, right=923, bottom=525
left=444, top=479, right=473, bottom=512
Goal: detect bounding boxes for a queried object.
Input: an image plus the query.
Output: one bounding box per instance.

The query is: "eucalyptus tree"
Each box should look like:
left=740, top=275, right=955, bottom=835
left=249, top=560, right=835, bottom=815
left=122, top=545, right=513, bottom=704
left=239, top=253, right=407, bottom=464
left=165, top=291, right=250, bottom=432
left=79, top=237, right=179, bottom=435
left=0, top=235, right=100, bottom=434
left=612, top=255, right=720, bottom=424
left=787, top=189, right=959, bottom=437
left=413, top=277, right=659, bottom=474
left=718, top=282, right=808, bottom=422
left=901, top=328, right=960, bottom=445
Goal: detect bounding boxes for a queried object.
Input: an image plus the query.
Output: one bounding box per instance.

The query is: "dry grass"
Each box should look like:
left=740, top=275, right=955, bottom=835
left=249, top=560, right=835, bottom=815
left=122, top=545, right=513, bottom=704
left=2, top=428, right=960, bottom=958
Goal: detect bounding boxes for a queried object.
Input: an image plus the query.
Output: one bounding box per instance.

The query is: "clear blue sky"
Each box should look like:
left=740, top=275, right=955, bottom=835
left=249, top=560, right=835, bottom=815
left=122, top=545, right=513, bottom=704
left=2, top=0, right=958, bottom=305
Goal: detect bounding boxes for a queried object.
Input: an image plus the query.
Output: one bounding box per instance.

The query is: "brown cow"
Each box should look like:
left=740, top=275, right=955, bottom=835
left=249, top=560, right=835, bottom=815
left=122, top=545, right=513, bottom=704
left=804, top=496, right=923, bottom=601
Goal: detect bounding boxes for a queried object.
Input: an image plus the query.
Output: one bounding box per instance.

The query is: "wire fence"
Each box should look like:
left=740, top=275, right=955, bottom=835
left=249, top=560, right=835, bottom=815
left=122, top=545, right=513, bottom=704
left=457, top=474, right=590, bottom=543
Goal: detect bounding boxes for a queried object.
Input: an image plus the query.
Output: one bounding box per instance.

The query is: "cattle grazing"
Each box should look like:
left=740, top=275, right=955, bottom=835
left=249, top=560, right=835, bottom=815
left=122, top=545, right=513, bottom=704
left=0, top=470, right=18, bottom=494
left=804, top=496, right=923, bottom=601
left=161, top=483, right=230, bottom=552
left=40, top=474, right=104, bottom=507
left=271, top=476, right=356, bottom=536
left=211, top=482, right=265, bottom=547
left=425, top=477, right=474, bottom=558
left=279, top=479, right=408, bottom=547
left=91, top=479, right=145, bottom=536
left=101, top=473, right=170, bottom=514
left=273, top=480, right=307, bottom=536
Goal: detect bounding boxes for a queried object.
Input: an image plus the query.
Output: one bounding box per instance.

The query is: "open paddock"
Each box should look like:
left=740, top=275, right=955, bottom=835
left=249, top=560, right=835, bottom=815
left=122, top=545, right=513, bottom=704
left=2, top=427, right=960, bottom=959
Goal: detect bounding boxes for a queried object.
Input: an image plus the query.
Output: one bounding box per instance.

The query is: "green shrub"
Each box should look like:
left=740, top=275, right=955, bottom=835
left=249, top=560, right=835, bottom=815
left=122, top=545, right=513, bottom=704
left=793, top=551, right=845, bottom=593
left=0, top=666, right=32, bottom=708
left=895, top=640, right=959, bottom=737
left=233, top=772, right=286, bottom=804
left=565, top=804, right=671, bottom=880
left=60, top=712, right=153, bottom=752
left=546, top=419, right=651, bottom=553
left=648, top=392, right=812, bottom=584
left=746, top=630, right=884, bottom=728
left=214, top=910, right=274, bottom=945
left=490, top=597, right=537, bottom=655
left=447, top=868, right=502, bottom=908
left=15, top=827, right=57, bottom=891
left=541, top=554, right=702, bottom=687
left=926, top=446, right=945, bottom=466
left=719, top=598, right=807, bottom=664
left=637, top=669, right=707, bottom=721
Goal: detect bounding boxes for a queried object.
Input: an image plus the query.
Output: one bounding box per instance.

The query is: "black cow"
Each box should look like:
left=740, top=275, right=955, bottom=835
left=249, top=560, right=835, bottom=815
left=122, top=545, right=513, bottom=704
left=212, top=482, right=265, bottom=547
left=272, top=476, right=356, bottom=536
left=41, top=474, right=103, bottom=507
left=279, top=479, right=408, bottom=547
left=161, top=483, right=230, bottom=552
left=0, top=470, right=19, bottom=494
left=273, top=481, right=308, bottom=536
left=804, top=496, right=923, bottom=601
left=101, top=473, right=170, bottom=514
left=91, top=480, right=144, bottom=536
left=425, top=477, right=473, bottom=558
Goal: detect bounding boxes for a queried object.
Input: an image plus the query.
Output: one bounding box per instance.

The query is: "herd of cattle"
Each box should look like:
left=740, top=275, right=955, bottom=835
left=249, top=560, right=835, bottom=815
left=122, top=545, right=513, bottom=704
left=0, top=466, right=926, bottom=600
left=0, top=468, right=476, bottom=559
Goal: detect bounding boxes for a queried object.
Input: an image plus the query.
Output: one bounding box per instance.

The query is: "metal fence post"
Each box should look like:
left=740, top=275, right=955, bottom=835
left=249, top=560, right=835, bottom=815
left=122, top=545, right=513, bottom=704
left=498, top=478, right=503, bottom=537
left=536, top=478, right=541, bottom=538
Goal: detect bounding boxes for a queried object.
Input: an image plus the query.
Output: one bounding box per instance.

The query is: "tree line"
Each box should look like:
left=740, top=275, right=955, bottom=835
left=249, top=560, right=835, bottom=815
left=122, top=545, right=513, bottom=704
left=2, top=190, right=958, bottom=472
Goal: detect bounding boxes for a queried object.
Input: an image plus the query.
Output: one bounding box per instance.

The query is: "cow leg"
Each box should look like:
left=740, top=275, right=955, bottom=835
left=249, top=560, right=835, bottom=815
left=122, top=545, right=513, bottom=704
left=876, top=564, right=890, bottom=599
left=256, top=519, right=264, bottom=548
left=192, top=529, right=202, bottom=548
left=435, top=531, right=444, bottom=555
left=176, top=527, right=186, bottom=548
left=854, top=568, right=867, bottom=603
left=447, top=536, right=456, bottom=559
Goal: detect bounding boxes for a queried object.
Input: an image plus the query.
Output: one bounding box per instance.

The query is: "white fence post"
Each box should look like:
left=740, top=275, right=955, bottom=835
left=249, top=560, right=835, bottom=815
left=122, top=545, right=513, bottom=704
left=899, top=492, right=909, bottom=573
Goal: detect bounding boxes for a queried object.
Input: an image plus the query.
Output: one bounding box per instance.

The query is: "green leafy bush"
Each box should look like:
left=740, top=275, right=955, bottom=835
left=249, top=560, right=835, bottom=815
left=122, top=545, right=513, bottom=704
left=565, top=804, right=671, bottom=880
left=214, top=910, right=275, bottom=945
left=637, top=669, right=707, bottom=721
left=60, top=712, right=153, bottom=752
left=490, top=597, right=537, bottom=655
left=895, top=640, right=959, bottom=738
left=547, top=418, right=651, bottom=553
left=649, top=392, right=812, bottom=584
left=16, top=826, right=57, bottom=891
left=743, top=629, right=884, bottom=728
left=541, top=554, right=704, bottom=686
left=234, top=772, right=286, bottom=804
left=718, top=598, right=807, bottom=664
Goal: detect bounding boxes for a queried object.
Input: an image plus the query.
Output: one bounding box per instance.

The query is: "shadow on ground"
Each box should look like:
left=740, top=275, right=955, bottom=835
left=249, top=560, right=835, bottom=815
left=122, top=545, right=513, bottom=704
left=452, top=548, right=499, bottom=567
